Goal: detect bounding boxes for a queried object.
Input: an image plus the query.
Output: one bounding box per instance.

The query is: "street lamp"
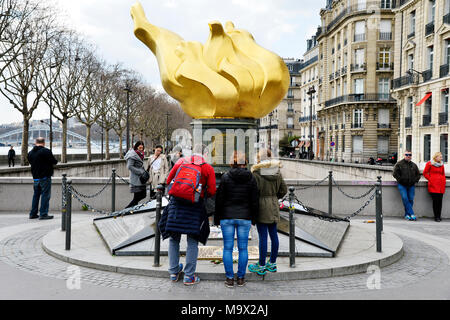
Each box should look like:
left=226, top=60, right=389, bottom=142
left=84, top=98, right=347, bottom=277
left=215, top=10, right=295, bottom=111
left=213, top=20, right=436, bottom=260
left=94, top=128, right=104, bottom=160
left=268, top=112, right=274, bottom=151
left=307, top=86, right=316, bottom=160
left=123, top=83, right=132, bottom=152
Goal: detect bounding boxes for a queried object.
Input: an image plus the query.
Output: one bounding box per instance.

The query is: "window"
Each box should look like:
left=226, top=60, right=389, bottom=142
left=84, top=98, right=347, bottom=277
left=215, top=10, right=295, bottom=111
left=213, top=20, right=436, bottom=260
left=408, top=54, right=414, bottom=71
left=378, top=136, right=389, bottom=154
left=407, top=97, right=413, bottom=118
left=441, top=134, right=448, bottom=162
left=379, top=20, right=392, bottom=40
left=428, top=46, right=434, bottom=70
left=429, top=0, right=436, bottom=23
left=410, top=11, right=416, bottom=34
left=353, top=109, right=363, bottom=127
left=287, top=116, right=294, bottom=128
left=379, top=78, right=390, bottom=99
left=424, top=134, right=431, bottom=161
left=355, top=48, right=364, bottom=66
left=287, top=101, right=293, bottom=112
left=352, top=136, right=363, bottom=153
left=342, top=134, right=345, bottom=152
left=379, top=48, right=390, bottom=66
left=354, top=21, right=366, bottom=41
left=354, top=79, right=364, bottom=94
left=446, top=39, right=450, bottom=65
left=406, top=135, right=412, bottom=152
left=442, top=90, right=449, bottom=113
left=381, top=0, right=391, bottom=9
left=378, top=109, right=390, bottom=125
left=343, top=80, right=347, bottom=95
left=357, top=0, right=366, bottom=10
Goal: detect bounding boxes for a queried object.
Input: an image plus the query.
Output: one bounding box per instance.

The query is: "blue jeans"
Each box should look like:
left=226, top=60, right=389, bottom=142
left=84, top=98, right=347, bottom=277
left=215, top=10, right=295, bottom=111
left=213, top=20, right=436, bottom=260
left=397, top=184, right=415, bottom=217
left=168, top=233, right=198, bottom=278
left=220, top=219, right=252, bottom=279
left=256, top=223, right=279, bottom=266
left=29, top=178, right=51, bottom=217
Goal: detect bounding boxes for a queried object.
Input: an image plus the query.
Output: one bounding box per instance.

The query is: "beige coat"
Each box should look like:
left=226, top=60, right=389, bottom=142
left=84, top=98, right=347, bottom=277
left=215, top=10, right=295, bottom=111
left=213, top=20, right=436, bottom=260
left=147, top=154, right=169, bottom=189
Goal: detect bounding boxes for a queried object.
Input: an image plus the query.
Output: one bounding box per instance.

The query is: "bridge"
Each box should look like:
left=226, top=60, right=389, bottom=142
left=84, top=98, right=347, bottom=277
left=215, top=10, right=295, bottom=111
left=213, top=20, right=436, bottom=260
left=0, top=124, right=102, bottom=149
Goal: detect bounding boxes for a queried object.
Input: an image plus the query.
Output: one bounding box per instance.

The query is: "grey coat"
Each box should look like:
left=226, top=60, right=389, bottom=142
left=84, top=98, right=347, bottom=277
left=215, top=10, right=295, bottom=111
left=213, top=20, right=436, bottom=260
left=125, top=149, right=147, bottom=193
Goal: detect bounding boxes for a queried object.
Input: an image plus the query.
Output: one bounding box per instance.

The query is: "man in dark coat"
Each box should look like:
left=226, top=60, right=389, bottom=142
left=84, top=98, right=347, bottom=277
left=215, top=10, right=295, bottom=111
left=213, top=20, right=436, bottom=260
left=393, top=150, right=421, bottom=221
left=161, top=144, right=216, bottom=286
left=8, top=146, right=16, bottom=167
left=28, top=137, right=58, bottom=220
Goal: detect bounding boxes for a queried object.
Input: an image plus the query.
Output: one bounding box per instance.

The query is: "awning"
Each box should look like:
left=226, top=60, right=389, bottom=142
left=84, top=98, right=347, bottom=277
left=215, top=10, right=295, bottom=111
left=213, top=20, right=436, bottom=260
left=416, top=92, right=432, bottom=106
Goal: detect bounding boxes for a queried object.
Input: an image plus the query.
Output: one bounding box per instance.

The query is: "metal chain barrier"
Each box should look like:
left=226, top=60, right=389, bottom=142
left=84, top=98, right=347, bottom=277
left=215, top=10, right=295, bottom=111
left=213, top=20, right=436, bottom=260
left=70, top=176, right=113, bottom=199
left=292, top=175, right=329, bottom=190
left=331, top=176, right=376, bottom=200
left=115, top=173, right=131, bottom=185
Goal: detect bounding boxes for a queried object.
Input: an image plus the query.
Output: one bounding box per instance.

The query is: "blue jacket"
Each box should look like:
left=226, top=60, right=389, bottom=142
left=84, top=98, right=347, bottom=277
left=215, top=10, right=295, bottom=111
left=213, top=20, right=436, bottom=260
left=159, top=197, right=210, bottom=245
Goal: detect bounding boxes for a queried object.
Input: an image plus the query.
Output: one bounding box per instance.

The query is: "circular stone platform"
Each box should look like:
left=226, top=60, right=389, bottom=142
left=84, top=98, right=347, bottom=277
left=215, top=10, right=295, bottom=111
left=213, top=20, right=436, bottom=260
left=42, top=220, right=403, bottom=281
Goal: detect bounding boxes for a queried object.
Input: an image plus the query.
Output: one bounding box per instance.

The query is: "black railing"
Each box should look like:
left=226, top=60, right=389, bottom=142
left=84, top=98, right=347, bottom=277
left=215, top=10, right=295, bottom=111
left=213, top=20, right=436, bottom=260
left=408, top=31, right=415, bottom=38
left=351, top=123, right=363, bottom=129
left=299, top=115, right=317, bottom=122
left=405, top=117, right=412, bottom=128
left=351, top=63, right=366, bottom=72
left=392, top=74, right=419, bottom=89
left=354, top=33, right=366, bottom=42
left=377, top=123, right=391, bottom=129
left=440, top=64, right=449, bottom=78
left=439, top=112, right=448, bottom=125
left=376, top=62, right=394, bottom=70
left=423, top=69, right=432, bottom=82
left=423, top=115, right=432, bottom=126
left=425, top=22, right=435, bottom=36
left=324, top=93, right=396, bottom=108
left=341, top=65, right=348, bottom=74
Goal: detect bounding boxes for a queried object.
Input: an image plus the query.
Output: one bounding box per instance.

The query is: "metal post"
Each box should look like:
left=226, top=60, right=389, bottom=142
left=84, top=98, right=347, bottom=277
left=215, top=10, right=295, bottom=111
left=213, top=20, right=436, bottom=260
left=65, top=180, right=72, bottom=251
left=61, top=174, right=67, bottom=231
left=153, top=184, right=164, bottom=267
left=376, top=176, right=383, bottom=253
left=377, top=176, right=383, bottom=232
left=328, top=171, right=333, bottom=217
left=111, top=168, right=116, bottom=213
left=288, top=186, right=296, bottom=268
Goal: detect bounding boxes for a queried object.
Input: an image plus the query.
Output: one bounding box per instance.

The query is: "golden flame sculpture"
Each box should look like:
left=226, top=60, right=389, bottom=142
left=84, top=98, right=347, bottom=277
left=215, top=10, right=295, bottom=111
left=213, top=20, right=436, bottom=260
left=130, top=2, right=290, bottom=119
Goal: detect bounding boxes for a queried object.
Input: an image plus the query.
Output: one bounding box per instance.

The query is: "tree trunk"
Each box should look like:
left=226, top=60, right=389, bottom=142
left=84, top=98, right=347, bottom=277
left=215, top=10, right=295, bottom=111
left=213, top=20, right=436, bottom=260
left=105, top=128, right=110, bottom=160
left=119, top=134, right=123, bottom=159
left=62, top=116, right=68, bottom=163
left=21, top=117, right=30, bottom=166
left=86, top=125, right=92, bottom=161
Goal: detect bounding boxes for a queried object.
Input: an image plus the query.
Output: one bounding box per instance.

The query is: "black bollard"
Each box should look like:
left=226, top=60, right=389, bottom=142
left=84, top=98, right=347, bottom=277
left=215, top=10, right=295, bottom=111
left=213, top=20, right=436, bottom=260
left=111, top=168, right=116, bottom=213
left=65, top=180, right=72, bottom=251
left=377, top=176, right=383, bottom=232
left=153, top=184, right=164, bottom=267
left=328, top=171, right=333, bottom=217
left=288, top=186, right=296, bottom=268
left=61, top=174, right=67, bottom=231
left=375, top=177, right=382, bottom=253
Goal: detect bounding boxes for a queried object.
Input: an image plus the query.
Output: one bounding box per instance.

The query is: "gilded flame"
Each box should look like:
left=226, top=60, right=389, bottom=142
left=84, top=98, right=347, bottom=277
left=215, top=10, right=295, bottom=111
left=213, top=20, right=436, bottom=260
left=131, top=2, right=290, bottom=119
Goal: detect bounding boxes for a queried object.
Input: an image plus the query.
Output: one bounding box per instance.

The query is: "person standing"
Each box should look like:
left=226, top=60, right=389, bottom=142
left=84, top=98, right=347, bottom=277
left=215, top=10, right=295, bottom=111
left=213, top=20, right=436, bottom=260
left=214, top=152, right=259, bottom=288
left=124, top=141, right=148, bottom=209
left=28, top=137, right=58, bottom=220
left=148, top=145, right=169, bottom=198
left=160, top=144, right=216, bottom=286
left=8, top=146, right=16, bottom=167
left=248, top=148, right=287, bottom=275
left=423, top=152, right=446, bottom=222
left=393, top=151, right=421, bottom=221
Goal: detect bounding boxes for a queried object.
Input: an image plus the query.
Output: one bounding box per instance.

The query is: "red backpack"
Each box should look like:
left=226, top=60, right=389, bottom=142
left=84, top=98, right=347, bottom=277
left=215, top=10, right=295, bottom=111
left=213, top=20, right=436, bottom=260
left=167, top=157, right=205, bottom=203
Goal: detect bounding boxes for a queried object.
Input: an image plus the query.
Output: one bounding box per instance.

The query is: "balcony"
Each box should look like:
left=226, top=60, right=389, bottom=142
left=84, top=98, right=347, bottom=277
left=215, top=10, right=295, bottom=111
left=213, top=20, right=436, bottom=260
left=405, top=117, right=412, bottom=128
left=422, top=69, right=432, bottom=82
left=377, top=123, right=391, bottom=129
left=392, top=74, right=419, bottom=89
left=407, top=31, right=415, bottom=39
left=341, top=65, right=348, bottom=75
left=354, top=33, right=366, bottom=42
left=287, top=124, right=294, bottom=129
left=351, top=63, right=366, bottom=72
left=379, top=32, right=392, bottom=41
left=440, top=64, right=449, bottom=78
left=299, top=115, right=317, bottom=123
left=324, top=93, right=396, bottom=108
left=287, top=94, right=294, bottom=99
left=425, top=22, right=435, bottom=36
left=329, top=73, right=334, bottom=81
left=439, top=112, right=448, bottom=125
left=351, top=123, right=363, bottom=129
left=376, top=62, right=394, bottom=71
left=422, top=115, right=432, bottom=126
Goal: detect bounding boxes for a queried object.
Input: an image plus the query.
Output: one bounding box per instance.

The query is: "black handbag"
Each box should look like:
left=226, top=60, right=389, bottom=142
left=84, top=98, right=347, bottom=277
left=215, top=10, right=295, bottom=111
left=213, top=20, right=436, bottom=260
left=139, top=170, right=150, bottom=184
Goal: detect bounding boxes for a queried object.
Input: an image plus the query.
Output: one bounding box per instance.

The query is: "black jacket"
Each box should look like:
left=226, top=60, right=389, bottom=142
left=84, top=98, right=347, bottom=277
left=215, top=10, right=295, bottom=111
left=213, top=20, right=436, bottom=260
left=214, top=167, right=259, bottom=225
left=27, top=146, right=58, bottom=179
left=393, top=159, right=421, bottom=187
left=7, top=149, right=15, bottom=159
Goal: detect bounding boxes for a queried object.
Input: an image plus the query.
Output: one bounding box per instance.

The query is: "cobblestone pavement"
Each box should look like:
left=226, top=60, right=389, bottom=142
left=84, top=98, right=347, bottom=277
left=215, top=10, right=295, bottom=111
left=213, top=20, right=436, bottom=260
left=0, top=214, right=449, bottom=299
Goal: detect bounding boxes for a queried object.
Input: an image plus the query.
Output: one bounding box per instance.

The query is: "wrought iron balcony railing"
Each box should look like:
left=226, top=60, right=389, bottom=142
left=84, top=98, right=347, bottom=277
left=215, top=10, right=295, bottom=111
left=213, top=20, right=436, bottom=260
left=439, top=112, right=448, bottom=125
left=405, top=117, right=412, bottom=128
left=324, top=93, right=396, bottom=108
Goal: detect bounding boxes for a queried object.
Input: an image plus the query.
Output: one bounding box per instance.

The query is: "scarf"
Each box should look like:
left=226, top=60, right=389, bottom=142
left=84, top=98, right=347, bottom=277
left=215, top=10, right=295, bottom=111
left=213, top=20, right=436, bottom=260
left=431, top=160, right=443, bottom=168
left=135, top=149, right=145, bottom=160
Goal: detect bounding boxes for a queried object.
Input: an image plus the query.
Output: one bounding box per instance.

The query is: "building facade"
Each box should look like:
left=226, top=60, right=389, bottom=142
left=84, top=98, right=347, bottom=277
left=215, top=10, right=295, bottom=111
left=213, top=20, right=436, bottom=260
left=391, top=0, right=450, bottom=166
left=316, top=0, right=398, bottom=163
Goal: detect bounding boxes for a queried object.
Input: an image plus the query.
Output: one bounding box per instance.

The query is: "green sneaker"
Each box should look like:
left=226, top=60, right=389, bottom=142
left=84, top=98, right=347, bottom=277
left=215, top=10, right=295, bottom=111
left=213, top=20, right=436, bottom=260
left=248, top=263, right=266, bottom=275
left=265, top=262, right=277, bottom=272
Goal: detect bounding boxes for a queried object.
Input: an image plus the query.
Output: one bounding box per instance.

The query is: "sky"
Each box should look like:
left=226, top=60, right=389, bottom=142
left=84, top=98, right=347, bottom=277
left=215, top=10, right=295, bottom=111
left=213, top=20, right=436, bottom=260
left=0, top=0, right=324, bottom=125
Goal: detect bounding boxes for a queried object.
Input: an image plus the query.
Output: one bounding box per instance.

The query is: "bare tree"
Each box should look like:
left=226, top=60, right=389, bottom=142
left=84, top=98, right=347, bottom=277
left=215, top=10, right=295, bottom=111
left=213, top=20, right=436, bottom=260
left=0, top=3, right=63, bottom=165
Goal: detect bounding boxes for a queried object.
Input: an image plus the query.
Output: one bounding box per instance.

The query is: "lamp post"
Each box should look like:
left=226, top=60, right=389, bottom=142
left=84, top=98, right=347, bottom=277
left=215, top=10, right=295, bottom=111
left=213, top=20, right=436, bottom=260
left=124, top=83, right=132, bottom=152
left=268, top=112, right=274, bottom=150
left=39, top=119, right=52, bottom=151
left=307, top=86, right=316, bottom=160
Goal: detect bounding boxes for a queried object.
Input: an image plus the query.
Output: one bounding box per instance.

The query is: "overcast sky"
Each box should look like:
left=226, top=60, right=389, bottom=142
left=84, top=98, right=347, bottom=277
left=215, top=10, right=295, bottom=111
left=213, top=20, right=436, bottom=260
left=0, top=0, right=324, bottom=125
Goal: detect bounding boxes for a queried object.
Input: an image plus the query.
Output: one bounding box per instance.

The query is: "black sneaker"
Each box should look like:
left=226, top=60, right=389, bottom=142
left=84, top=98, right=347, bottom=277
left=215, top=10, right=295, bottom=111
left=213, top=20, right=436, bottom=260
left=224, top=278, right=234, bottom=288
left=29, top=215, right=39, bottom=219
left=39, top=215, right=54, bottom=220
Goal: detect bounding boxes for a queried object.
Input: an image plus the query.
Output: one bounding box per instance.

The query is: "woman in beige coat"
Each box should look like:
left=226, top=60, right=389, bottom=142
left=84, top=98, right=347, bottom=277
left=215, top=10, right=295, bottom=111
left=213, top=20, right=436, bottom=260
left=148, top=145, right=169, bottom=198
